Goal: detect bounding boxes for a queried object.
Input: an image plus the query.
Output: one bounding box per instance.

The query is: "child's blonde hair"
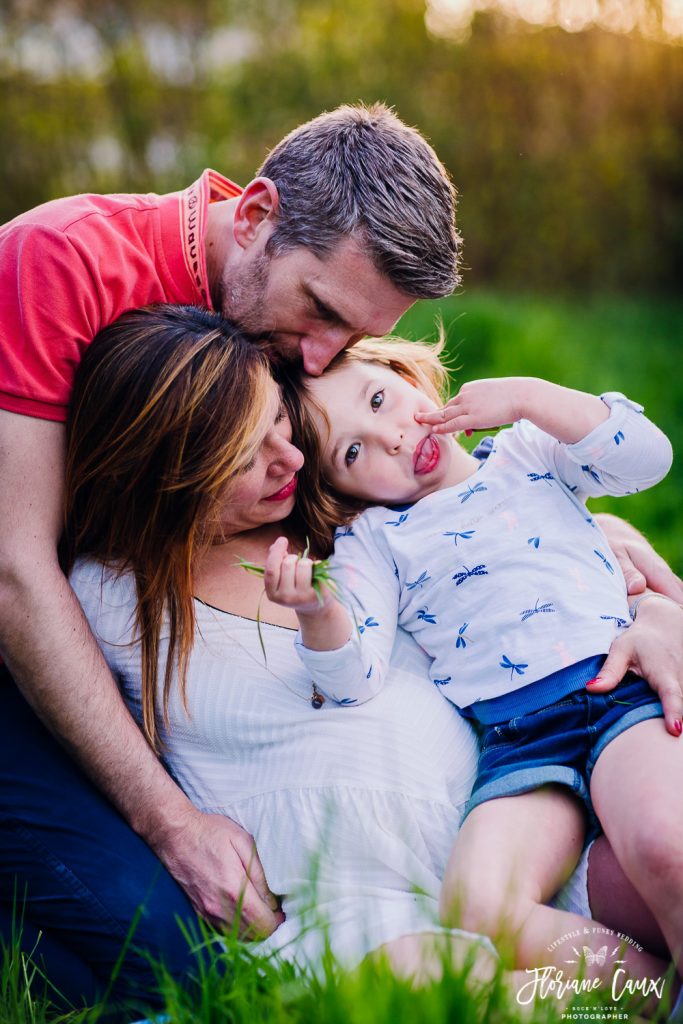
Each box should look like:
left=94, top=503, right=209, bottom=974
left=282, top=334, right=452, bottom=558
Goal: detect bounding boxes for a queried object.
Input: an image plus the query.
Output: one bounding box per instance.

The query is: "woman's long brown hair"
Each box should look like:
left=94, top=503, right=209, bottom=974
left=62, top=304, right=274, bottom=752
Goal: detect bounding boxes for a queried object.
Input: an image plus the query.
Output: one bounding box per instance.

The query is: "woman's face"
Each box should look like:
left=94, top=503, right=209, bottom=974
left=217, top=380, right=304, bottom=536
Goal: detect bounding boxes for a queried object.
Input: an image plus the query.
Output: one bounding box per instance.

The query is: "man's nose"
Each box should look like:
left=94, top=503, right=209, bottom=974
left=300, top=331, right=353, bottom=376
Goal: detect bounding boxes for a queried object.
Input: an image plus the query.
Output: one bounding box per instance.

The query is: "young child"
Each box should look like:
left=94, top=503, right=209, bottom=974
left=265, top=338, right=681, bottom=985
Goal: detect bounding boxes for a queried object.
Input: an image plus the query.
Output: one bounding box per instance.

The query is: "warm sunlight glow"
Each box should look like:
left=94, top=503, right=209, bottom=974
left=425, top=0, right=683, bottom=42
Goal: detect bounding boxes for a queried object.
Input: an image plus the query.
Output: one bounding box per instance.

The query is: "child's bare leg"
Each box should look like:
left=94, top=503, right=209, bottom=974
left=373, top=929, right=538, bottom=1012
left=372, top=929, right=498, bottom=986
left=440, top=786, right=666, bottom=984
left=591, top=717, right=683, bottom=969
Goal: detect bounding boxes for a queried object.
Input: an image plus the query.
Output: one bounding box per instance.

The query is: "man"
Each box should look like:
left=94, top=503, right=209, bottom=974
left=0, top=103, right=461, bottom=1007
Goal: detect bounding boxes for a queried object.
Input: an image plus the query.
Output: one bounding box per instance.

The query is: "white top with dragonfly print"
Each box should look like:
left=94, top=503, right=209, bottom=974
left=296, top=393, right=672, bottom=716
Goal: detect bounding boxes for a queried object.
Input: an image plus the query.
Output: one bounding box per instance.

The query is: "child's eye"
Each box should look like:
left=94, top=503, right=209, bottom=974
left=370, top=389, right=384, bottom=412
left=344, top=443, right=361, bottom=466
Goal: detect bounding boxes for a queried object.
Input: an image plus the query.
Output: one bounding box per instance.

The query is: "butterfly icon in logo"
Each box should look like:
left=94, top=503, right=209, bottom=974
left=565, top=944, right=624, bottom=967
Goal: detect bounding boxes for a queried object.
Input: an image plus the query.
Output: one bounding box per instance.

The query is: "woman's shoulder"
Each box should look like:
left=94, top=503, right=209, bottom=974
left=69, top=557, right=137, bottom=615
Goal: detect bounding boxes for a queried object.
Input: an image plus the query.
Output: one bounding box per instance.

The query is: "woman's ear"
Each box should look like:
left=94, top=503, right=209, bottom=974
left=233, top=177, right=280, bottom=251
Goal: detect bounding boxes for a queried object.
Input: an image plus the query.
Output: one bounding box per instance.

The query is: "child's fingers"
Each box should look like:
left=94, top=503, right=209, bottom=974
left=263, top=537, right=289, bottom=597
left=277, top=553, right=304, bottom=597
left=415, top=401, right=461, bottom=427
left=276, top=554, right=319, bottom=608
left=416, top=409, right=480, bottom=436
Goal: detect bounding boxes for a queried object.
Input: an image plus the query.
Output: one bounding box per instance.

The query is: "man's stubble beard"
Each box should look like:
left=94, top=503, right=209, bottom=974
left=220, top=252, right=271, bottom=336
left=219, top=251, right=302, bottom=368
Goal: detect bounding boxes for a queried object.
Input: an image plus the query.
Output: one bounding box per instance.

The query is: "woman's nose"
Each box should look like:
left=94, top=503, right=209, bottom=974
left=271, top=436, right=304, bottom=475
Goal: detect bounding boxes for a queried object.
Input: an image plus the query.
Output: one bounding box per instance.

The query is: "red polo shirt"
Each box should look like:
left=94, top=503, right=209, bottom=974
left=0, top=170, right=241, bottom=422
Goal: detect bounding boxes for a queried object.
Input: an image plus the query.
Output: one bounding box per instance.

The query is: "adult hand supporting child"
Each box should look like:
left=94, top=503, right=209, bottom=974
left=590, top=513, right=683, bottom=736
left=587, top=595, right=683, bottom=737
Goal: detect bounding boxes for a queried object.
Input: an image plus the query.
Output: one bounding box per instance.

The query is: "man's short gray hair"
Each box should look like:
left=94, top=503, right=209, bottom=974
left=258, top=103, right=461, bottom=299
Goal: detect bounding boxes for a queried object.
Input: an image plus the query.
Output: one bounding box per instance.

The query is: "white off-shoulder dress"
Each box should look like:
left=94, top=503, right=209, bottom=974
left=70, top=558, right=585, bottom=970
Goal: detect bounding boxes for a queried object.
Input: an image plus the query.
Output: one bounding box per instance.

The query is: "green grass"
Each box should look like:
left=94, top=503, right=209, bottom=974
left=398, top=291, right=683, bottom=572
left=2, top=922, right=671, bottom=1024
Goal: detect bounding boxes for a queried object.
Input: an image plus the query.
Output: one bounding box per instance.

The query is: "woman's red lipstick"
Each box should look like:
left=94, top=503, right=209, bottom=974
left=264, top=476, right=298, bottom=502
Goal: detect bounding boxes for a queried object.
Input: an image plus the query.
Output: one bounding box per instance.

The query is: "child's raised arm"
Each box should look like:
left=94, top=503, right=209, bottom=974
left=417, top=377, right=609, bottom=442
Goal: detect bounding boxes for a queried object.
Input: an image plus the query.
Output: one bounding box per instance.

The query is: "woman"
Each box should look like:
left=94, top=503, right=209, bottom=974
left=64, top=304, right=678, bottom=991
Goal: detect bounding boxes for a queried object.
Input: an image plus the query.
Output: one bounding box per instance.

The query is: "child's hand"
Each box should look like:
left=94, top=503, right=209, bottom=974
left=264, top=537, right=331, bottom=616
left=416, top=377, right=536, bottom=435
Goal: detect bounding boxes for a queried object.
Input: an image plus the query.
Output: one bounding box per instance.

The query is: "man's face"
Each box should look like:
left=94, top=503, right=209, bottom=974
left=219, top=234, right=414, bottom=376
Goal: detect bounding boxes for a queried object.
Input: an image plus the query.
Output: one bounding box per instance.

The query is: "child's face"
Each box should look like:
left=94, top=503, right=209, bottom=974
left=306, top=360, right=459, bottom=505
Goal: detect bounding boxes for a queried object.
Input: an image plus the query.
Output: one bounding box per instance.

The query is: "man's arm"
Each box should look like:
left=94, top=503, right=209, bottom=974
left=0, top=410, right=282, bottom=935
left=597, top=513, right=683, bottom=602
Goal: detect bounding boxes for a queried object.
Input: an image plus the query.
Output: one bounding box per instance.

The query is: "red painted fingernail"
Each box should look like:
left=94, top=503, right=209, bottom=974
left=674, top=720, right=682, bottom=736
left=465, top=429, right=473, bottom=437
left=586, top=677, right=599, bottom=687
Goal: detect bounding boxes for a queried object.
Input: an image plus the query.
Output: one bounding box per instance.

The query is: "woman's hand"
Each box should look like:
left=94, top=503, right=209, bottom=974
left=587, top=595, right=683, bottom=737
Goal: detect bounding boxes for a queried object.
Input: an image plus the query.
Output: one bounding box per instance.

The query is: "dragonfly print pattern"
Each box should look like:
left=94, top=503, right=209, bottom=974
left=443, top=529, right=475, bottom=546
left=452, top=564, right=489, bottom=586
left=527, top=471, right=554, bottom=486
left=500, top=654, right=528, bottom=680
left=406, top=571, right=431, bottom=591
left=520, top=599, right=556, bottom=623
left=458, top=483, right=487, bottom=504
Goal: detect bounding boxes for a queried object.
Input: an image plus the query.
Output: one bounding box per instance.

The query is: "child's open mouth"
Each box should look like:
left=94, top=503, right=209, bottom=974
left=414, top=435, right=440, bottom=475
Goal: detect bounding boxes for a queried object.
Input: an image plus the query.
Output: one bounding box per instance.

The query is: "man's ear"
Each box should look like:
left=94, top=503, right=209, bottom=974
left=233, top=177, right=280, bottom=250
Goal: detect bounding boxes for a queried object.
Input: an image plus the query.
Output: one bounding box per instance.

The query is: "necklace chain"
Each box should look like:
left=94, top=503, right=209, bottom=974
left=194, top=597, right=326, bottom=709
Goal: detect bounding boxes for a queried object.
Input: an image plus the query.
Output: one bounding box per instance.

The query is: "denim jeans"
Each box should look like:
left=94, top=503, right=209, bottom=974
left=0, top=669, right=203, bottom=1013
left=467, top=672, right=663, bottom=834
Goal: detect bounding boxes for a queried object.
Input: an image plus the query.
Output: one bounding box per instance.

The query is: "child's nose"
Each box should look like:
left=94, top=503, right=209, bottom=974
left=386, top=430, right=404, bottom=454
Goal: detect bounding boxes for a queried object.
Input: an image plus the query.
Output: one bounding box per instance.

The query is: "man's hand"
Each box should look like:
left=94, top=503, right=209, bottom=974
left=156, top=808, right=284, bottom=937
left=587, top=595, right=683, bottom=737
left=597, top=513, right=683, bottom=601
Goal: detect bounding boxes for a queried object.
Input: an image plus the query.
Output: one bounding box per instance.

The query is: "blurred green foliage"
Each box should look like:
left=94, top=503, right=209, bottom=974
left=1, top=1, right=681, bottom=293
left=399, top=291, right=683, bottom=570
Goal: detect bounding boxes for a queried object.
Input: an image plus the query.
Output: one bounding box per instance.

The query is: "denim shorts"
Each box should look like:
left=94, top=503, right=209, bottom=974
left=466, top=673, right=663, bottom=835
